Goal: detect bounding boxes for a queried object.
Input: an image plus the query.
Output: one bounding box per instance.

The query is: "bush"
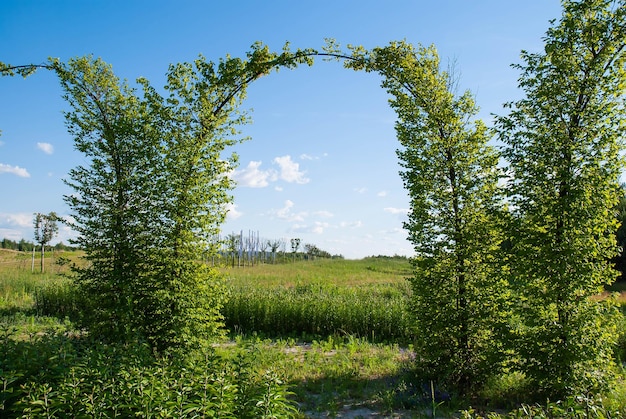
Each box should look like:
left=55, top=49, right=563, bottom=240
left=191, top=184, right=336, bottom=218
left=0, top=329, right=299, bottom=418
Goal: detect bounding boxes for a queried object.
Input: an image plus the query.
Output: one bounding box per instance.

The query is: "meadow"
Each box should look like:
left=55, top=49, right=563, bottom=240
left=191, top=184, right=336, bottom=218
left=2, top=248, right=626, bottom=417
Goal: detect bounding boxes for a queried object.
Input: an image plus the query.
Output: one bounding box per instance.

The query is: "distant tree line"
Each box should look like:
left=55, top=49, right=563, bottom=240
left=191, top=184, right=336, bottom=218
left=0, top=238, right=76, bottom=252
left=211, top=231, right=342, bottom=267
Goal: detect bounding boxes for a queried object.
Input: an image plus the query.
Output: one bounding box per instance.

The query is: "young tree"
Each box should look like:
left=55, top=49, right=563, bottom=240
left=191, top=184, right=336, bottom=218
left=495, top=0, right=626, bottom=397
left=268, top=239, right=282, bottom=264
left=55, top=56, right=165, bottom=344
left=304, top=243, right=318, bottom=260
left=347, top=42, right=507, bottom=395
left=48, top=43, right=321, bottom=350
left=33, top=212, right=59, bottom=273
left=226, top=233, right=241, bottom=268
left=290, top=238, right=301, bottom=262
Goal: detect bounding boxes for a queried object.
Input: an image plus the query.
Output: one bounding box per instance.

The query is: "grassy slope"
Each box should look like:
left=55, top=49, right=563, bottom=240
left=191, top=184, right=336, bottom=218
left=219, top=256, right=412, bottom=287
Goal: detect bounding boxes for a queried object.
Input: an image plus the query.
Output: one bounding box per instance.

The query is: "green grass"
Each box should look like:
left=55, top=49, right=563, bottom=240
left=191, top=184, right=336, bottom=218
left=221, top=257, right=413, bottom=343
left=0, top=249, right=77, bottom=316
left=219, top=256, right=412, bottom=287
left=3, top=252, right=626, bottom=417
left=213, top=335, right=419, bottom=415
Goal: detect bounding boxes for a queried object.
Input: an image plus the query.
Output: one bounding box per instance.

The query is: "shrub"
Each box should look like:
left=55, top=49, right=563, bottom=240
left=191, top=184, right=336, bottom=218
left=0, top=329, right=300, bottom=418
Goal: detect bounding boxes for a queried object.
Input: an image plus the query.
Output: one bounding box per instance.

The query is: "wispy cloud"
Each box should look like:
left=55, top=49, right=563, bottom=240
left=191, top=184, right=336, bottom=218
left=354, top=187, right=367, bottom=194
left=340, top=220, right=363, bottom=229
left=299, top=153, right=327, bottom=161
left=275, top=199, right=307, bottom=222
left=377, top=190, right=388, bottom=197
left=230, top=161, right=277, bottom=188
left=274, top=155, right=309, bottom=184
left=37, top=142, right=54, bottom=155
left=0, top=163, right=30, bottom=178
left=311, top=221, right=329, bottom=234
left=384, top=207, right=409, bottom=215
left=0, top=212, right=33, bottom=227
left=313, top=210, right=333, bottom=218
left=231, top=155, right=310, bottom=188
left=224, top=203, right=243, bottom=220
left=379, top=227, right=406, bottom=235
left=0, top=228, right=23, bottom=241
left=290, top=221, right=329, bottom=234
left=384, top=207, right=410, bottom=222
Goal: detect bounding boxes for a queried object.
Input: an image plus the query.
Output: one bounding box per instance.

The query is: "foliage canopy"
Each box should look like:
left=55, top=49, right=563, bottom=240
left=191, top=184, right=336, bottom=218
left=495, top=0, right=626, bottom=397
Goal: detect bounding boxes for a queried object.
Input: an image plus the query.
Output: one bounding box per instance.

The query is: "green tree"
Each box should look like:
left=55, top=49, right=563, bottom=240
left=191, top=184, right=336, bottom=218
left=495, top=0, right=626, bottom=398
left=226, top=233, right=242, bottom=268
left=348, top=42, right=508, bottom=395
left=55, top=56, right=164, bottom=345
left=33, top=212, right=59, bottom=273
left=51, top=44, right=317, bottom=350
left=290, top=238, right=301, bottom=262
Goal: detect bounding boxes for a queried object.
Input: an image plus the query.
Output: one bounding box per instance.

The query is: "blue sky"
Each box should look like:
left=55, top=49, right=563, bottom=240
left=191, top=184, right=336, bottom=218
left=0, top=0, right=563, bottom=258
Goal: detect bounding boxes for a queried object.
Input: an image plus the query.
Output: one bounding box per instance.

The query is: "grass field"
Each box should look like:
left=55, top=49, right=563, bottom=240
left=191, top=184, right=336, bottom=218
left=0, top=250, right=424, bottom=417
left=220, top=257, right=414, bottom=344
left=2, top=249, right=626, bottom=417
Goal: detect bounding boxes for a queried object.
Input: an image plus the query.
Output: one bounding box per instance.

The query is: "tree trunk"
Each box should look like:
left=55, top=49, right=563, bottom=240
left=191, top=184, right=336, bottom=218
left=40, top=244, right=45, bottom=273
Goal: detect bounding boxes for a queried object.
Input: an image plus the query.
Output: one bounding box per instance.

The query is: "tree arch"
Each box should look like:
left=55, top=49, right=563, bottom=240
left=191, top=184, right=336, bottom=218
left=1, top=41, right=506, bottom=387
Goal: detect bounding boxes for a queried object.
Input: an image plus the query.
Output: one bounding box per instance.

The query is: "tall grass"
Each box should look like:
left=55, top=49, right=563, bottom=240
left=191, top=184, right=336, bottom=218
left=223, top=282, right=412, bottom=343
left=0, top=267, right=62, bottom=313
left=220, top=258, right=413, bottom=342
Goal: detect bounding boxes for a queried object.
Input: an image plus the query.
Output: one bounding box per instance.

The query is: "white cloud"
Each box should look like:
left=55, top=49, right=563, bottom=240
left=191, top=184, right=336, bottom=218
left=292, top=221, right=330, bottom=235
left=311, top=221, right=329, bottom=234
left=275, top=199, right=307, bottom=222
left=37, top=142, right=54, bottom=155
left=0, top=212, right=33, bottom=228
left=290, top=223, right=309, bottom=234
left=231, top=156, right=310, bottom=187
left=56, top=218, right=78, bottom=245
left=384, top=207, right=409, bottom=215
left=0, top=228, right=23, bottom=241
left=273, top=155, right=309, bottom=184
left=224, top=203, right=243, bottom=220
left=380, top=227, right=406, bottom=235
left=354, top=187, right=367, bottom=194
left=384, top=207, right=410, bottom=223
left=313, top=210, right=333, bottom=218
left=300, top=153, right=327, bottom=161
left=277, top=199, right=294, bottom=218
left=231, top=161, right=277, bottom=188
left=340, top=220, right=363, bottom=228
left=0, top=163, right=30, bottom=178
left=377, top=190, right=388, bottom=197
